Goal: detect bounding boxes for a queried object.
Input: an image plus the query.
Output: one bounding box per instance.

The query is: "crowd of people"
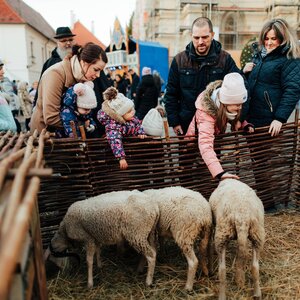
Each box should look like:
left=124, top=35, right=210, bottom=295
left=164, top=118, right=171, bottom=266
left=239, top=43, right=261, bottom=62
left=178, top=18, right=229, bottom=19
left=1, top=18, right=299, bottom=180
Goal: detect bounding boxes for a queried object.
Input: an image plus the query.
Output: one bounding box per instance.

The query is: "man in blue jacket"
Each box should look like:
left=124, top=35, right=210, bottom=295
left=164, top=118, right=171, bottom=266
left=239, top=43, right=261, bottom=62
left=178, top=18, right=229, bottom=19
left=164, top=17, right=242, bottom=134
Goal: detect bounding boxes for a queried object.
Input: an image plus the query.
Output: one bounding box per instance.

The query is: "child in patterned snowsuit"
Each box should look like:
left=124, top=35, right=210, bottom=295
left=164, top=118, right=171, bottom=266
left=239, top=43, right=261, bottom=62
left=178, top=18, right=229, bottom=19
left=60, top=81, right=97, bottom=138
left=97, top=87, right=145, bottom=170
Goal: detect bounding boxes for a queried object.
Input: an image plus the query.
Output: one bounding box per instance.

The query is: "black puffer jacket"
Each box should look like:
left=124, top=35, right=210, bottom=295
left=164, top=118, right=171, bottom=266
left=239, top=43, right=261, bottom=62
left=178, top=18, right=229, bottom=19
left=243, top=43, right=300, bottom=127
left=135, top=74, right=159, bottom=120
left=164, top=40, right=242, bottom=133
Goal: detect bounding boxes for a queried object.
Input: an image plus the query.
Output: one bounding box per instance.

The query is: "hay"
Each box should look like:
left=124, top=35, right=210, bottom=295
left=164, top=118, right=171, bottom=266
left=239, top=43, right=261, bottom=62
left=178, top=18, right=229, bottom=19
left=47, top=209, right=300, bottom=300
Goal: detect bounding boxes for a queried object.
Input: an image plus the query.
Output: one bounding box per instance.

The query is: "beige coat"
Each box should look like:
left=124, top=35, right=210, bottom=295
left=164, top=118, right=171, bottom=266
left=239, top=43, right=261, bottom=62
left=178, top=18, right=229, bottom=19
left=30, top=56, right=83, bottom=133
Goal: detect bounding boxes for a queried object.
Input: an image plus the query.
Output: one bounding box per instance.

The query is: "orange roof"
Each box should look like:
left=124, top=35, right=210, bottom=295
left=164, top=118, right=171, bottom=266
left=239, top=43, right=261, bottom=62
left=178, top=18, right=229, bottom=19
left=0, top=0, right=24, bottom=23
left=73, top=21, right=106, bottom=50
left=0, top=0, right=55, bottom=39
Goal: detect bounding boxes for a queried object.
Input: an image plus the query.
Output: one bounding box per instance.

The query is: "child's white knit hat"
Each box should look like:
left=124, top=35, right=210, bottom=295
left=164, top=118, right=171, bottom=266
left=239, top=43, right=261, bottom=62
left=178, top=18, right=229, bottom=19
left=103, top=87, right=134, bottom=116
left=219, top=73, right=247, bottom=105
left=74, top=81, right=97, bottom=109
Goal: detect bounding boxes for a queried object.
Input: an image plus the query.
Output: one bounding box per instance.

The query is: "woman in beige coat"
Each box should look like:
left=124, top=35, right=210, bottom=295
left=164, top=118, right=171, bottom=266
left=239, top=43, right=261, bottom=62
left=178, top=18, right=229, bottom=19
left=30, top=43, right=107, bottom=134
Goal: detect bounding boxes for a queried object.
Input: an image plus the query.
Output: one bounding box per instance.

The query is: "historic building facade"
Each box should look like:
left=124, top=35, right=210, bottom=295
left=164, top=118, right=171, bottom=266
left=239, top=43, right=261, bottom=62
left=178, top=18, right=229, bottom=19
left=132, top=0, right=300, bottom=60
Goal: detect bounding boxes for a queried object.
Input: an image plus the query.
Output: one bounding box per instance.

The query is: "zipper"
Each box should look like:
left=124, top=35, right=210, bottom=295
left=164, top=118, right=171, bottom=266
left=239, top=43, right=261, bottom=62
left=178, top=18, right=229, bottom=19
left=263, top=91, right=273, bottom=112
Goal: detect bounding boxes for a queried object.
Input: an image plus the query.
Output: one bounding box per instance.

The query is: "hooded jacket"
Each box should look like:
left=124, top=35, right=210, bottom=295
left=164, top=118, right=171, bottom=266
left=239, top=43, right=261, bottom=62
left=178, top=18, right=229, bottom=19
left=242, top=43, right=300, bottom=127
left=164, top=40, right=242, bottom=133
left=186, top=80, right=249, bottom=178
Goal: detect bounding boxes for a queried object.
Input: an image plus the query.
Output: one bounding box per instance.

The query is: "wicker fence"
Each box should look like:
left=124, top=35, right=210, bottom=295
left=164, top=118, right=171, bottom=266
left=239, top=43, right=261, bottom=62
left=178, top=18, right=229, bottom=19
left=0, top=130, right=51, bottom=300
left=0, top=120, right=299, bottom=299
left=39, top=121, right=299, bottom=248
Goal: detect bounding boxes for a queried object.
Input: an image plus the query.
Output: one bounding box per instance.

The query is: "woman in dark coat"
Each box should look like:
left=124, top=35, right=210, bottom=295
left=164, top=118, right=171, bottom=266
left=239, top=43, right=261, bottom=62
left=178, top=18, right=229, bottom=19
left=242, top=18, right=300, bottom=209
left=243, top=18, right=300, bottom=136
left=135, top=67, right=160, bottom=120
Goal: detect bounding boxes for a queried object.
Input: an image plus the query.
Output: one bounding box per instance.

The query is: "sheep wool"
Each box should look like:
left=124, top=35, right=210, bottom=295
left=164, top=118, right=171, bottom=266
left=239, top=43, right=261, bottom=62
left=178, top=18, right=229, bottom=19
left=143, top=186, right=212, bottom=291
left=209, top=179, right=265, bottom=300
left=46, top=190, right=159, bottom=288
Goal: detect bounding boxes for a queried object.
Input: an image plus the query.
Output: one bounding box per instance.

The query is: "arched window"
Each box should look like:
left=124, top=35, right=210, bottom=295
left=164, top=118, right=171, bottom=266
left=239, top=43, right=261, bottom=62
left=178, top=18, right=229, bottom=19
left=220, top=13, right=236, bottom=50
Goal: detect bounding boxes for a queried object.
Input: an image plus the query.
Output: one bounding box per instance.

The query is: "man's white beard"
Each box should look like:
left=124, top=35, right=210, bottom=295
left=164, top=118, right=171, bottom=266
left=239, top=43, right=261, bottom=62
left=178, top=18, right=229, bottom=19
left=57, top=47, right=71, bottom=60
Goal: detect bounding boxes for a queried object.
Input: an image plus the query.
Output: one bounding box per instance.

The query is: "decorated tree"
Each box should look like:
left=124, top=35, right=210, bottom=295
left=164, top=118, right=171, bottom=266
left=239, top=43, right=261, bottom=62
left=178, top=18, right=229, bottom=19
left=240, top=36, right=258, bottom=70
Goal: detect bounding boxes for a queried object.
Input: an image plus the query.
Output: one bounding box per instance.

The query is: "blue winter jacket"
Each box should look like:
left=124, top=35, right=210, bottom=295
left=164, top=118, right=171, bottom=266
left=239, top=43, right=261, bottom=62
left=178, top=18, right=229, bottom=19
left=243, top=43, right=300, bottom=127
left=60, top=86, right=96, bottom=138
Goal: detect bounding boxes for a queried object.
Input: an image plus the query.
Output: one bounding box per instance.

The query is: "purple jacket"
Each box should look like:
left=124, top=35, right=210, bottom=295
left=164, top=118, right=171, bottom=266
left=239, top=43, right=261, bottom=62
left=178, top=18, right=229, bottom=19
left=97, top=101, right=144, bottom=159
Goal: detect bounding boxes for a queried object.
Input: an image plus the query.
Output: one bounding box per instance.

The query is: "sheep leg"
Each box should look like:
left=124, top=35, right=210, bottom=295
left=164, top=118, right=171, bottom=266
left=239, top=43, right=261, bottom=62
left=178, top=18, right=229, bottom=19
left=137, top=230, right=157, bottom=274
left=86, top=242, right=96, bottom=288
left=144, top=246, right=157, bottom=287
left=137, top=255, right=146, bottom=273
left=182, top=247, right=198, bottom=291
left=218, top=247, right=226, bottom=300
left=198, top=227, right=210, bottom=276
left=96, top=247, right=102, bottom=268
left=235, top=231, right=247, bottom=288
left=252, top=248, right=262, bottom=299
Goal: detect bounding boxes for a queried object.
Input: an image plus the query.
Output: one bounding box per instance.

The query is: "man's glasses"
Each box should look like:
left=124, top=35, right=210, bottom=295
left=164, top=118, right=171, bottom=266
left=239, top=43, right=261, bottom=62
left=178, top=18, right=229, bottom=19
left=58, top=38, right=74, bottom=43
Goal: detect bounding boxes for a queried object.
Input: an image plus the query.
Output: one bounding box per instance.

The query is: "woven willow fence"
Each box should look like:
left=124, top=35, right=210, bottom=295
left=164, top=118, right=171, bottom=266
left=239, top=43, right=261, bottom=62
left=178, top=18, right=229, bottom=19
left=0, top=119, right=299, bottom=299
left=39, top=121, right=299, bottom=248
left=0, top=130, right=52, bottom=300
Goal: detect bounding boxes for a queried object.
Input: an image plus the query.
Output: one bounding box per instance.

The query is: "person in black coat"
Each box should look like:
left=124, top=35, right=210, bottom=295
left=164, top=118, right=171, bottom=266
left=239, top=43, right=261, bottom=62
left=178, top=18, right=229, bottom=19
left=135, top=67, right=160, bottom=120
left=242, top=18, right=300, bottom=136
left=242, top=18, right=300, bottom=209
left=128, top=68, right=140, bottom=100
left=164, top=17, right=243, bottom=135
left=114, top=74, right=127, bottom=96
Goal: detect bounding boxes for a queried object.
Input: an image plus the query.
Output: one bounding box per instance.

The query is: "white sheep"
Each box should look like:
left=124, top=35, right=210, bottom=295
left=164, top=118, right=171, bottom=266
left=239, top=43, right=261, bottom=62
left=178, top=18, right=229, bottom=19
left=44, top=190, right=159, bottom=288
left=143, top=186, right=212, bottom=291
left=209, top=179, right=265, bottom=300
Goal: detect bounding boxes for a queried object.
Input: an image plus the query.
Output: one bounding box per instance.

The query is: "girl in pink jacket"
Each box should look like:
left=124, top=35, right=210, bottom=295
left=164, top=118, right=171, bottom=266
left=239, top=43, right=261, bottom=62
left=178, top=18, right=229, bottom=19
left=186, top=72, right=252, bottom=180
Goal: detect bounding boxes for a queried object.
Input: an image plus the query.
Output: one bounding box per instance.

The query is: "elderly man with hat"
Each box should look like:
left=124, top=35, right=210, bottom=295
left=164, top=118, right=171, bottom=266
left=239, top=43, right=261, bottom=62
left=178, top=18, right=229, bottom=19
left=39, top=27, right=76, bottom=77
left=33, top=27, right=76, bottom=105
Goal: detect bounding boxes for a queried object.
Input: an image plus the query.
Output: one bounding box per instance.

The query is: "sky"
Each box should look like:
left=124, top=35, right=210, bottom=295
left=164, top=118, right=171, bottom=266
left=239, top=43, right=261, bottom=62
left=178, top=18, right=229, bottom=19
left=23, top=0, right=136, bottom=46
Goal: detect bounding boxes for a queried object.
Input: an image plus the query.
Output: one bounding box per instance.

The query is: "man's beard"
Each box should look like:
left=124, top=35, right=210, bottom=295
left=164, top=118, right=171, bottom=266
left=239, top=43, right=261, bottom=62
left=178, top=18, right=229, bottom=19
left=57, top=47, right=72, bottom=60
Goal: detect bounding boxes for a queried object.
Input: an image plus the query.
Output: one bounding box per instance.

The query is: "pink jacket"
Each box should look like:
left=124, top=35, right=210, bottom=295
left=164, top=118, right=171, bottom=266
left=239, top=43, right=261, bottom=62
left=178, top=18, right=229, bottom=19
left=186, top=80, right=248, bottom=178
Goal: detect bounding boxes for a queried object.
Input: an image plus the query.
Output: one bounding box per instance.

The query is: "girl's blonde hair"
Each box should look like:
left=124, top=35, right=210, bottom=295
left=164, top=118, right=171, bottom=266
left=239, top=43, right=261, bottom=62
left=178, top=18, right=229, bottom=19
left=216, top=103, right=241, bottom=133
left=259, top=18, right=300, bottom=59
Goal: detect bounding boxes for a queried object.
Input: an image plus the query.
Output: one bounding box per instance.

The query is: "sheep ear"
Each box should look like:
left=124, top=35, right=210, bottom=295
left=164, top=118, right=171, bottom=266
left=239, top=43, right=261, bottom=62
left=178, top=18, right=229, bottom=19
left=44, top=247, right=51, bottom=261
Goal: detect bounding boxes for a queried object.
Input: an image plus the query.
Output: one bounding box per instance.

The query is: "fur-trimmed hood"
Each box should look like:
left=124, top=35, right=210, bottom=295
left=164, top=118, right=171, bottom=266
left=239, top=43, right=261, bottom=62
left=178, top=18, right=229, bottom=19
left=196, top=80, right=223, bottom=118
left=101, top=100, right=126, bottom=124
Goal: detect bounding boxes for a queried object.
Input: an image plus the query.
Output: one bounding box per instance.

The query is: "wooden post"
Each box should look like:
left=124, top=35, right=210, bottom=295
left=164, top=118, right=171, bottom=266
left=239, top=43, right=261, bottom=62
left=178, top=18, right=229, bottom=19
left=163, top=119, right=170, bottom=141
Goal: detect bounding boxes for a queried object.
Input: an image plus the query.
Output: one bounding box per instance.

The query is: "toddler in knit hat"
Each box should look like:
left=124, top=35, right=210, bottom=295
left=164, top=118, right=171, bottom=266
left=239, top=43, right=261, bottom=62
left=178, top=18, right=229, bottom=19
left=97, top=87, right=146, bottom=170
left=60, top=81, right=97, bottom=138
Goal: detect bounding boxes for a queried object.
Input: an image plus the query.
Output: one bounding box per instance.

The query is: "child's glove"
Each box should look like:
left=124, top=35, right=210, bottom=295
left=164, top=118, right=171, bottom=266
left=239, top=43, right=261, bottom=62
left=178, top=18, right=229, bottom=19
left=86, top=124, right=95, bottom=132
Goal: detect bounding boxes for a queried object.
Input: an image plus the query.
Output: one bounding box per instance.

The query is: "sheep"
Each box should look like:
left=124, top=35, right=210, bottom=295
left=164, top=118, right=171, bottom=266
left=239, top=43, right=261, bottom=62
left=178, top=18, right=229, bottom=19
left=44, top=190, right=159, bottom=288
left=142, top=186, right=212, bottom=291
left=209, top=179, right=265, bottom=300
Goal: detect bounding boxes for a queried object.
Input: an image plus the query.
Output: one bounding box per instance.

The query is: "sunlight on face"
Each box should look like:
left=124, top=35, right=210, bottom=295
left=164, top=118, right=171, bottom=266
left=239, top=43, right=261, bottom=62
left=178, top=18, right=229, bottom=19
left=123, top=108, right=135, bottom=121
left=82, top=59, right=106, bottom=81
left=264, top=29, right=280, bottom=53
left=226, top=103, right=243, bottom=114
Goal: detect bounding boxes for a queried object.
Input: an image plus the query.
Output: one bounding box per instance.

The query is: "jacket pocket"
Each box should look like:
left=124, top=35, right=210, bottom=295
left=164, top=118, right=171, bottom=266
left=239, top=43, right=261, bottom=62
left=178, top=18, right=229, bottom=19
left=263, top=91, right=273, bottom=112
left=179, top=69, right=197, bottom=89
